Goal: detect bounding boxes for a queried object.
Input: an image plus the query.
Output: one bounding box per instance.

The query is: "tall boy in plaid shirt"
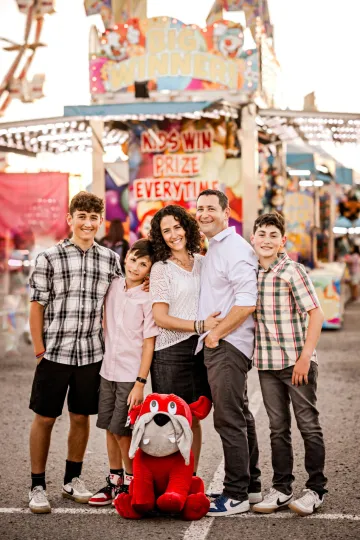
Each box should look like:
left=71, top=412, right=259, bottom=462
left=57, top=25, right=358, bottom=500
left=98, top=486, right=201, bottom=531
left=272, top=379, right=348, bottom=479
left=28, top=192, right=122, bottom=514
left=250, top=212, right=327, bottom=516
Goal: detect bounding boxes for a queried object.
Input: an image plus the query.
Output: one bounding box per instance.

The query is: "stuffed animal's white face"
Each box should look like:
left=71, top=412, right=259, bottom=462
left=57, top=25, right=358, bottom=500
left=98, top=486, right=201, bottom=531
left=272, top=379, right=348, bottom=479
left=129, top=409, right=193, bottom=465
left=139, top=414, right=178, bottom=456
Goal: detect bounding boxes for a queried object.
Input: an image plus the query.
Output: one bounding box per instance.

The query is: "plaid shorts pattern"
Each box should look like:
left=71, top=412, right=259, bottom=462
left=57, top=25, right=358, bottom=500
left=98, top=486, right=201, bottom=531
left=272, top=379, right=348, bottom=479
left=29, top=239, right=122, bottom=366
left=253, top=253, right=320, bottom=370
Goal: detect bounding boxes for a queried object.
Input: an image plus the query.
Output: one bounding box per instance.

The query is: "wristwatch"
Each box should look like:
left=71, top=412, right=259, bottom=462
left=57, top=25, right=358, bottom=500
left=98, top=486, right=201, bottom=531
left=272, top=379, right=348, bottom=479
left=136, top=377, right=147, bottom=384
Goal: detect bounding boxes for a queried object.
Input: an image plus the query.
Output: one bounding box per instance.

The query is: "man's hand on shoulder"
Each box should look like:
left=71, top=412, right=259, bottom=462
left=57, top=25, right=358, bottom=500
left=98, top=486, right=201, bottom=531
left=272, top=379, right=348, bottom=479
left=142, top=275, right=150, bottom=292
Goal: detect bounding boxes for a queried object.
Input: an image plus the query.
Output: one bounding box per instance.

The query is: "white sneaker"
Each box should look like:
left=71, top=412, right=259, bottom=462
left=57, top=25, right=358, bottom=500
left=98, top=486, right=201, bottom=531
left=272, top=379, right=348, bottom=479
left=288, top=489, right=323, bottom=516
left=29, top=486, right=51, bottom=514
left=62, top=477, right=93, bottom=503
left=252, top=488, right=293, bottom=513
left=206, top=494, right=250, bottom=517
left=249, top=492, right=263, bottom=504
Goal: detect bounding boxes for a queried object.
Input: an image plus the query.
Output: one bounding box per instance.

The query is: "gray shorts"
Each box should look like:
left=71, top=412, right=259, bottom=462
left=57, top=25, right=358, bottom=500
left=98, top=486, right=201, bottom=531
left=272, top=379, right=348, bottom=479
left=96, top=377, right=134, bottom=436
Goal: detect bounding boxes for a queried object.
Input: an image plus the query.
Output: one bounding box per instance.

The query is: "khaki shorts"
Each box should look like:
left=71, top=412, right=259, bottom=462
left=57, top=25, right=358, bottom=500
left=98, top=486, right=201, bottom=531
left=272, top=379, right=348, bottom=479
left=96, top=377, right=134, bottom=436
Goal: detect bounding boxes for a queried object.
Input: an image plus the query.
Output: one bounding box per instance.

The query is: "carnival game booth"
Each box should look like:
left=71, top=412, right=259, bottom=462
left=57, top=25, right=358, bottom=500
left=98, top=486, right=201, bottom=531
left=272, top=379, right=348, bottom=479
left=284, top=149, right=353, bottom=329
left=0, top=99, right=246, bottom=244
left=258, top=109, right=360, bottom=329
left=284, top=148, right=351, bottom=329
left=64, top=100, right=245, bottom=242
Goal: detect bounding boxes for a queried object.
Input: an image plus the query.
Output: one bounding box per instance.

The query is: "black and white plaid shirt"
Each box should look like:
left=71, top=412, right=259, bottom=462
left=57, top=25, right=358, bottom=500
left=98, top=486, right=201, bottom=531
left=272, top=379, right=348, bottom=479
left=29, top=239, right=122, bottom=366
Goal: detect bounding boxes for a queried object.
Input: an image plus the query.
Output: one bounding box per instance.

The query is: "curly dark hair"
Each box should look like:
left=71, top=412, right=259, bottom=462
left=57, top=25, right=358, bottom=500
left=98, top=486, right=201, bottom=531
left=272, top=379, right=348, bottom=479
left=149, top=205, right=201, bottom=263
left=69, top=191, right=104, bottom=216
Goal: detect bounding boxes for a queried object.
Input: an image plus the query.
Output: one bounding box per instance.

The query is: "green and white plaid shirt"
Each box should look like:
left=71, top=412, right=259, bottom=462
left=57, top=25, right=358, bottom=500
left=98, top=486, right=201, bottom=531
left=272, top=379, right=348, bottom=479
left=254, top=253, right=320, bottom=370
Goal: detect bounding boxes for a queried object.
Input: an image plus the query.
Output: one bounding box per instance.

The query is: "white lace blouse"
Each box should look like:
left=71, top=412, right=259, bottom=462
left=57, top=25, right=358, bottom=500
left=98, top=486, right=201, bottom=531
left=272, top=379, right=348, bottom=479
left=150, top=254, right=203, bottom=351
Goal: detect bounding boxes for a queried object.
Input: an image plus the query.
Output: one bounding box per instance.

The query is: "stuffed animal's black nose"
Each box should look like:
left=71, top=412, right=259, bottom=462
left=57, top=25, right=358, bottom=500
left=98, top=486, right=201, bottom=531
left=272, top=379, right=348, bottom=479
left=153, top=413, right=170, bottom=427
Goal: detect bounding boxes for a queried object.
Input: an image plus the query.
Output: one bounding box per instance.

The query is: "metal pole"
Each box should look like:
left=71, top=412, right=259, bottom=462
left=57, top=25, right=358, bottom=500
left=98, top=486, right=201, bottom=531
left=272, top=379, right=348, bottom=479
left=90, top=119, right=106, bottom=238
left=328, top=179, right=336, bottom=262
left=240, top=103, right=259, bottom=241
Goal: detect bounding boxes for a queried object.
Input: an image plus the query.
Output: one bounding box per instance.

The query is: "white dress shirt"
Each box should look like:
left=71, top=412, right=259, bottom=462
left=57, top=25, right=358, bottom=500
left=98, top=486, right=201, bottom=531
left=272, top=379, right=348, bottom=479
left=198, top=227, right=258, bottom=359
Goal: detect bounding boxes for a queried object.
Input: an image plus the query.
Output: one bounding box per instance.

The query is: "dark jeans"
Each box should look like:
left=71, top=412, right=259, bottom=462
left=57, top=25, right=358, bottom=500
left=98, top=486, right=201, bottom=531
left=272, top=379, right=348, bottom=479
left=204, top=340, right=261, bottom=502
left=258, top=362, right=327, bottom=497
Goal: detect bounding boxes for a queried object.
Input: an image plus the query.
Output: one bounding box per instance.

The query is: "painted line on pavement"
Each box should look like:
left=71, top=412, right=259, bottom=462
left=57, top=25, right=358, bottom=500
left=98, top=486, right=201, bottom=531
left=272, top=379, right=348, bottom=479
left=0, top=508, right=114, bottom=514
left=183, top=390, right=263, bottom=540
left=0, top=509, right=359, bottom=521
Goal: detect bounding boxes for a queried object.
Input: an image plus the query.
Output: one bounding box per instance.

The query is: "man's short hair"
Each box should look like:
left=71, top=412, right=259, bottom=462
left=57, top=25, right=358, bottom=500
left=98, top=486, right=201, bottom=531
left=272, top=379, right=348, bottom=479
left=253, top=212, right=286, bottom=237
left=197, top=189, right=229, bottom=211
left=129, top=239, right=155, bottom=264
left=69, top=191, right=104, bottom=216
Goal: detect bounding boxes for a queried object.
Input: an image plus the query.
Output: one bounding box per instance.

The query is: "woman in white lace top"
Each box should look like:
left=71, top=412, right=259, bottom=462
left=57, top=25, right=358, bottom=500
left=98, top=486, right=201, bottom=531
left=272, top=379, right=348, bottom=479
left=149, top=205, right=221, bottom=473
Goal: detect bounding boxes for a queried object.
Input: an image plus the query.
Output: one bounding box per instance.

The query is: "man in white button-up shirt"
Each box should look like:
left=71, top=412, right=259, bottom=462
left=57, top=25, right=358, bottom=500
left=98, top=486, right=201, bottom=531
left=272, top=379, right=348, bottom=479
left=196, top=189, right=261, bottom=517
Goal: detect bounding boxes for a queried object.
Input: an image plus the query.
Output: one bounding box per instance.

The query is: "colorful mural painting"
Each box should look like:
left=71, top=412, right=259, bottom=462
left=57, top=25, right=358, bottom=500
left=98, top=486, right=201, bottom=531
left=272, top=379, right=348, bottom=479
left=125, top=117, right=243, bottom=243
left=283, top=191, right=314, bottom=264
left=90, top=17, right=258, bottom=95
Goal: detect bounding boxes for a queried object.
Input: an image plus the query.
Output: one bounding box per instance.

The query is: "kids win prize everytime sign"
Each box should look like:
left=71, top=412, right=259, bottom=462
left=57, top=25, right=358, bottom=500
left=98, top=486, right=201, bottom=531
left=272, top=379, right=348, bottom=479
left=134, top=129, right=218, bottom=203
left=90, top=17, right=258, bottom=94
left=128, top=117, right=243, bottom=242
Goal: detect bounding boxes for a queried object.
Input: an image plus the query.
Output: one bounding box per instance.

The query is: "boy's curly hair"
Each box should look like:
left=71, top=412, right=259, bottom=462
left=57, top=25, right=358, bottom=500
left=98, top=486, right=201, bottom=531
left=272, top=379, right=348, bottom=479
left=149, top=205, right=201, bottom=263
left=69, top=191, right=104, bottom=216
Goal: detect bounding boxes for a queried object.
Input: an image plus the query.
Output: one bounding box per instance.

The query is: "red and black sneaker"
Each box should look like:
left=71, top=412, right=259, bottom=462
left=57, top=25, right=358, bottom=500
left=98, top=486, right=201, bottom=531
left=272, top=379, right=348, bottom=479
left=88, top=474, right=122, bottom=507
left=112, top=475, right=132, bottom=506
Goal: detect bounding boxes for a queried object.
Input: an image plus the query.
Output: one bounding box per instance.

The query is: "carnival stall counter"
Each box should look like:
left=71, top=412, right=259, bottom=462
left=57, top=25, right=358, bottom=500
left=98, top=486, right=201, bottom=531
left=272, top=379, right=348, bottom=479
left=309, top=262, right=351, bottom=329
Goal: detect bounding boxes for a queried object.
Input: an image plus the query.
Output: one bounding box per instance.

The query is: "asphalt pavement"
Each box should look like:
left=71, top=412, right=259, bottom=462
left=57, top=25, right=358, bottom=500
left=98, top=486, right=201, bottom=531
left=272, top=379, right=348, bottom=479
left=0, top=301, right=360, bottom=540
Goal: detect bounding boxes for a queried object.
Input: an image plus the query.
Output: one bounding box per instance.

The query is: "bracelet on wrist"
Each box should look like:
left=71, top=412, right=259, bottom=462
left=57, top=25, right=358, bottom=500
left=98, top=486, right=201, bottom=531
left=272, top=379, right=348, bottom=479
left=136, top=376, right=147, bottom=385
left=35, top=350, right=46, bottom=359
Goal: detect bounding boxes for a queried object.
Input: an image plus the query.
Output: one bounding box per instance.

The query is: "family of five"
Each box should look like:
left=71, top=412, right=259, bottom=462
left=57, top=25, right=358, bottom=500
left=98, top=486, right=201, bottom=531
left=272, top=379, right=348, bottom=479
left=28, top=189, right=327, bottom=518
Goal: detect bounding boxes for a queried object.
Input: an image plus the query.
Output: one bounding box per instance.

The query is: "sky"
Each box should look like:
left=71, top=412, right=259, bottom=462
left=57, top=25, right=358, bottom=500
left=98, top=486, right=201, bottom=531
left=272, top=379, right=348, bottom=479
left=0, top=0, right=359, bottom=118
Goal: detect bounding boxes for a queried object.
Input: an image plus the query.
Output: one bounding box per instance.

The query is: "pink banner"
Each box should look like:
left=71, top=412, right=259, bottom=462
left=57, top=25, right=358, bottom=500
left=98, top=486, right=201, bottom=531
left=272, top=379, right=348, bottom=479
left=0, top=172, right=69, bottom=239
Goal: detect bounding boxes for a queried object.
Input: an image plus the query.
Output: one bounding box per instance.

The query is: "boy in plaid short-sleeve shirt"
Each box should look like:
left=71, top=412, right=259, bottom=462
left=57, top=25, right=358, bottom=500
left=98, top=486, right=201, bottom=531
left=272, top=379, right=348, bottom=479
left=28, top=192, right=122, bottom=514
left=250, top=212, right=327, bottom=517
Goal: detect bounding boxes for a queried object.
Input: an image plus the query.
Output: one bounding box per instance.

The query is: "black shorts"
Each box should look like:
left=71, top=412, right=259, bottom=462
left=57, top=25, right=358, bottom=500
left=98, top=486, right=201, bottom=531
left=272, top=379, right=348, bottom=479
left=29, top=358, right=101, bottom=418
left=150, top=335, right=212, bottom=405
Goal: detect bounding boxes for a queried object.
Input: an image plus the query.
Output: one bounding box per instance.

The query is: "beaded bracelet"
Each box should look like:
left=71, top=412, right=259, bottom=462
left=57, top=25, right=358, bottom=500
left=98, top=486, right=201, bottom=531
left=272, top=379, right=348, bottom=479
left=194, top=320, right=205, bottom=335
left=35, top=350, right=46, bottom=359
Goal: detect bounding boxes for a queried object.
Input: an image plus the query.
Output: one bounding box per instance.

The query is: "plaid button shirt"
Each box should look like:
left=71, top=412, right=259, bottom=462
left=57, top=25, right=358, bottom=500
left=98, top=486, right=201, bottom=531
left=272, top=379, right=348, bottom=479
left=29, top=239, right=122, bottom=366
left=253, top=253, right=320, bottom=370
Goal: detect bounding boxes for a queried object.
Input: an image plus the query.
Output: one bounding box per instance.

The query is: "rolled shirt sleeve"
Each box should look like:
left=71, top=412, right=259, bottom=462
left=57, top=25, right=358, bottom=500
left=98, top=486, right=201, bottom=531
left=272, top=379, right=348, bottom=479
left=150, top=262, right=170, bottom=305
left=290, top=264, right=320, bottom=315
left=142, top=299, right=160, bottom=339
left=29, top=253, right=54, bottom=307
left=111, top=252, right=123, bottom=279
left=228, top=255, right=258, bottom=308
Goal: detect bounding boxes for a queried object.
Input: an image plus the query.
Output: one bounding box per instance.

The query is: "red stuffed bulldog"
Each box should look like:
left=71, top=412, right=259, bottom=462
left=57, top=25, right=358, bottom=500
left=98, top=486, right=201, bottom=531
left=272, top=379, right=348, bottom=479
left=114, top=393, right=212, bottom=520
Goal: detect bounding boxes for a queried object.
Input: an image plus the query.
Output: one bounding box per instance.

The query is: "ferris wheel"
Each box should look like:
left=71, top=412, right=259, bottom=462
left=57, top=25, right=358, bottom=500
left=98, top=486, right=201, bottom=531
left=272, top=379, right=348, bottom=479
left=0, top=0, right=56, bottom=116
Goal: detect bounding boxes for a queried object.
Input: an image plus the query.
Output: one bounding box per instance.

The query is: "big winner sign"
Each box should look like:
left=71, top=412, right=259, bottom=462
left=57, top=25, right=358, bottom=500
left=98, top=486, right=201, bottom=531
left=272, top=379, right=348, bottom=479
left=90, top=17, right=258, bottom=94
